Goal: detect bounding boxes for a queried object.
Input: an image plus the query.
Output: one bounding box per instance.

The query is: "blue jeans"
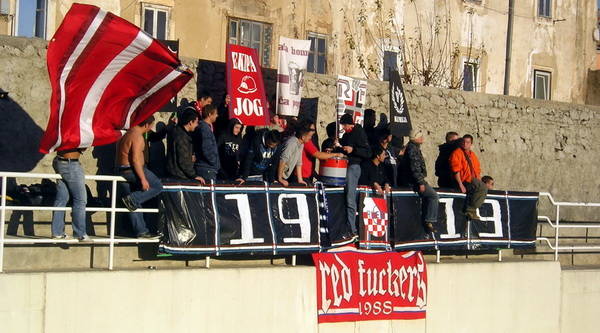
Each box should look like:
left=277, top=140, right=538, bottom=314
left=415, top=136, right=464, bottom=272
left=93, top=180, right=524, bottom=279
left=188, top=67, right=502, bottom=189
left=417, top=183, right=439, bottom=224
left=119, top=167, right=163, bottom=236
left=345, top=164, right=361, bottom=234
left=52, top=157, right=87, bottom=238
left=195, top=165, right=217, bottom=183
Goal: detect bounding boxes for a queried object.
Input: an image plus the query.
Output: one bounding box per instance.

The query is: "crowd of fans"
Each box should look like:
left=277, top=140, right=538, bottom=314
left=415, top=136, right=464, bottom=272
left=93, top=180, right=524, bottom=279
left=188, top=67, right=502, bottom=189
left=50, top=97, right=495, bottom=240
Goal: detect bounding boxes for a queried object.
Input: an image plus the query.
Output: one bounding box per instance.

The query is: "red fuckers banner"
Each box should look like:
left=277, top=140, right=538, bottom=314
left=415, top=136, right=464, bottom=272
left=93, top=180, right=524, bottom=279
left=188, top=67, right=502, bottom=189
left=226, top=44, right=270, bottom=126
left=312, top=250, right=427, bottom=323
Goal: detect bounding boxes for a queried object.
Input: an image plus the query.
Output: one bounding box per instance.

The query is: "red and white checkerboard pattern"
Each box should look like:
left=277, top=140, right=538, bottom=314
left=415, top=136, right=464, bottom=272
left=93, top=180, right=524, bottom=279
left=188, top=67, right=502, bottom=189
left=363, top=211, right=388, bottom=237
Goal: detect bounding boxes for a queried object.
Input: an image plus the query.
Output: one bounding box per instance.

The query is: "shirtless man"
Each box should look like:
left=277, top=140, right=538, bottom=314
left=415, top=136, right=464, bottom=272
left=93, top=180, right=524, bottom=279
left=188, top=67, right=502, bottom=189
left=116, top=115, right=162, bottom=239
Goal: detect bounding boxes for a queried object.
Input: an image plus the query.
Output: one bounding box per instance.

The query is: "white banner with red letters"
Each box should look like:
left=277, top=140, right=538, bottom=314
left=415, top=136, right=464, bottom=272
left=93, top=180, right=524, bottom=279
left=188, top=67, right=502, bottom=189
left=312, top=250, right=427, bottom=323
left=226, top=44, right=270, bottom=126
left=276, top=37, right=311, bottom=116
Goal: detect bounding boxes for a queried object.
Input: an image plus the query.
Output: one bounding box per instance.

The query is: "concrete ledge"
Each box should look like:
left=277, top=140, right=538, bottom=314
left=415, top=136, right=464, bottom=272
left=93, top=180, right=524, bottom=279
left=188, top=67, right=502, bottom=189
left=0, top=261, right=581, bottom=333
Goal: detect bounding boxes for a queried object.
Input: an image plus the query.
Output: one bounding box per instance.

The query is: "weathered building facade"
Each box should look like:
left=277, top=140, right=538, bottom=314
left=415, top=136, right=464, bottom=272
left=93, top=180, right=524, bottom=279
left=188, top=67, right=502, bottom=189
left=0, top=0, right=597, bottom=104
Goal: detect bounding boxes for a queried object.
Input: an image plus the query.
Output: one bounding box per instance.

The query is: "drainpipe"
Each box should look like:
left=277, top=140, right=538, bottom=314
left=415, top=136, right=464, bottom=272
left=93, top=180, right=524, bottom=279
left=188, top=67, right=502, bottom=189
left=503, top=0, right=514, bottom=95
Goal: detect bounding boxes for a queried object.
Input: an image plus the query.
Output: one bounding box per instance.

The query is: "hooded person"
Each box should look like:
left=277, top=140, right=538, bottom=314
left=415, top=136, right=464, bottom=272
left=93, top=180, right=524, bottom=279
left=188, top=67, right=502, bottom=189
left=217, top=118, right=245, bottom=180
left=435, top=131, right=460, bottom=188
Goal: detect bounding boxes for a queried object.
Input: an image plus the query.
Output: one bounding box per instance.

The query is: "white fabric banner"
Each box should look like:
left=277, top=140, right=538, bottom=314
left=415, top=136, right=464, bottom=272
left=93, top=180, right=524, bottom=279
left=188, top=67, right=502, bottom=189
left=276, top=37, right=311, bottom=116
left=336, top=75, right=367, bottom=126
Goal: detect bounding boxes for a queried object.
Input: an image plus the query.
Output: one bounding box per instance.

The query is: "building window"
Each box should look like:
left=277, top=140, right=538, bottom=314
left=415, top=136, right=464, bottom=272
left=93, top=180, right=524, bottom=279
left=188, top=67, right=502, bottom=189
left=228, top=18, right=273, bottom=68
left=307, top=32, right=327, bottom=74
left=17, top=0, right=46, bottom=38
left=142, top=4, right=169, bottom=40
left=382, top=51, right=399, bottom=81
left=533, top=70, right=551, bottom=100
left=538, top=0, right=551, bottom=18
left=463, top=62, right=478, bottom=91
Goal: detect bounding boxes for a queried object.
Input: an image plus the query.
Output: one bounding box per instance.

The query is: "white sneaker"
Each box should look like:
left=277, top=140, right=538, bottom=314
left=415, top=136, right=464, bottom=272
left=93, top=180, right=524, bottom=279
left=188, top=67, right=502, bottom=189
left=78, top=235, right=92, bottom=243
left=52, top=234, right=69, bottom=240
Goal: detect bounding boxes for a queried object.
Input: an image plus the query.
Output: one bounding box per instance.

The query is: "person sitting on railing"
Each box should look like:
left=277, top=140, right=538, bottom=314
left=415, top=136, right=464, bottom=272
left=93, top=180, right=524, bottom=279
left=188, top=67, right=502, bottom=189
left=449, top=134, right=488, bottom=222
left=165, top=109, right=206, bottom=184
left=482, top=175, right=495, bottom=190
left=435, top=131, right=460, bottom=188
left=116, top=115, right=163, bottom=239
left=398, top=130, right=439, bottom=234
left=51, top=147, right=91, bottom=242
left=358, top=146, right=391, bottom=195
left=236, top=129, right=282, bottom=184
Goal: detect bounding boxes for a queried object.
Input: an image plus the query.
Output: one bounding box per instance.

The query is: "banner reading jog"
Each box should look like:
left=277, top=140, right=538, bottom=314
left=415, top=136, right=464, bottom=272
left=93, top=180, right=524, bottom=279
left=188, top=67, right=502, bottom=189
left=276, top=37, right=311, bottom=116
left=226, top=44, right=269, bottom=126
left=313, top=250, right=427, bottom=323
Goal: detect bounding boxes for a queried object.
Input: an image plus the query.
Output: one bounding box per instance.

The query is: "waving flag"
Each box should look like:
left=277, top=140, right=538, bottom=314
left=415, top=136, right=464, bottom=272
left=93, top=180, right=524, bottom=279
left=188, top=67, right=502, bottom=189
left=39, top=3, right=193, bottom=153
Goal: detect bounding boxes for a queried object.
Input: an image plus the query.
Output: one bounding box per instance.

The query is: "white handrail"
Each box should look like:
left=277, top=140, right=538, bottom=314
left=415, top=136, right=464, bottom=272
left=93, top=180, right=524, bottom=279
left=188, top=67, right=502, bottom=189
left=537, top=193, right=600, bottom=261
left=0, top=171, right=160, bottom=272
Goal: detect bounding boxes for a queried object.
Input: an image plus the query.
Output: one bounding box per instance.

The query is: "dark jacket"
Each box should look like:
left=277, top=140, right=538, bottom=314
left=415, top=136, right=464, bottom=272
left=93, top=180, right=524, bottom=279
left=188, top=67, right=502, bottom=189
left=340, top=124, right=371, bottom=165
left=399, top=141, right=427, bottom=186
left=435, top=140, right=460, bottom=188
left=193, top=121, right=220, bottom=171
left=359, top=159, right=389, bottom=186
left=166, top=125, right=197, bottom=180
left=217, top=120, right=244, bottom=180
left=240, top=129, right=278, bottom=181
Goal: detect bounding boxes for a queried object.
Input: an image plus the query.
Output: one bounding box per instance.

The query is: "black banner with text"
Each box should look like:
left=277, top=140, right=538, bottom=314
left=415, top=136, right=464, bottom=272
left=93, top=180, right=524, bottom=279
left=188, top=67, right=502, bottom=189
left=159, top=184, right=538, bottom=255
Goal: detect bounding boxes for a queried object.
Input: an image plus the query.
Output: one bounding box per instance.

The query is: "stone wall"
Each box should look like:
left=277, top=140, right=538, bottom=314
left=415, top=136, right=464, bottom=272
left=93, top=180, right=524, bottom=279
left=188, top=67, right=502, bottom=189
left=1, top=35, right=599, bottom=220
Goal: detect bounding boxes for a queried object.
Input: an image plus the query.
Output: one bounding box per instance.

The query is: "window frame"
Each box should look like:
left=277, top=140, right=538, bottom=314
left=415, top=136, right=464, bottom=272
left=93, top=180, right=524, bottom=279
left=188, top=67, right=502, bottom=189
left=141, top=3, right=170, bottom=40
left=15, top=0, right=47, bottom=39
left=382, top=50, right=400, bottom=81
left=538, top=0, right=552, bottom=18
left=462, top=60, right=479, bottom=92
left=307, top=32, right=327, bottom=74
left=228, top=17, right=273, bottom=68
left=533, top=69, right=552, bottom=100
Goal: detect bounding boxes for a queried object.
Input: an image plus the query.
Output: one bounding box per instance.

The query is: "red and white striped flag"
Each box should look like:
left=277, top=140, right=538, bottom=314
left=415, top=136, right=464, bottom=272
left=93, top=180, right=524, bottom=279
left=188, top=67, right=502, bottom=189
left=39, top=3, right=193, bottom=154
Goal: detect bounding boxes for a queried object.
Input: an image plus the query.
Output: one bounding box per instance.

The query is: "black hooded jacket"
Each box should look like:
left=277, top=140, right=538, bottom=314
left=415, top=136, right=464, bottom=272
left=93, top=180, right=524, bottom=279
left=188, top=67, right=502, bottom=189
left=435, top=140, right=460, bottom=188
left=339, top=124, right=372, bottom=165
left=217, top=119, right=244, bottom=180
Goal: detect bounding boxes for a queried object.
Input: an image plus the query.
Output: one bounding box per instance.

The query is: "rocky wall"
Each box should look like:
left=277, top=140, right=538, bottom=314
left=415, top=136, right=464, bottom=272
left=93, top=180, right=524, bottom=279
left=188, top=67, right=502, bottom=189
left=0, top=36, right=598, bottom=220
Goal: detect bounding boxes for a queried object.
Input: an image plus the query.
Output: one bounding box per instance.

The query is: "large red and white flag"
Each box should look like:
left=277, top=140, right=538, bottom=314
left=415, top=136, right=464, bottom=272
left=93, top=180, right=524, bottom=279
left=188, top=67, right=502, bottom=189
left=39, top=3, right=193, bottom=154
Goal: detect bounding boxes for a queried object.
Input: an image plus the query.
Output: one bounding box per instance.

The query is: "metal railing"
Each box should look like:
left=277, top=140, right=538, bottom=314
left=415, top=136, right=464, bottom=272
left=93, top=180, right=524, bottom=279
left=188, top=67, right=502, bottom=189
left=0, top=171, right=160, bottom=272
left=537, top=192, right=600, bottom=261
left=2, top=172, right=599, bottom=272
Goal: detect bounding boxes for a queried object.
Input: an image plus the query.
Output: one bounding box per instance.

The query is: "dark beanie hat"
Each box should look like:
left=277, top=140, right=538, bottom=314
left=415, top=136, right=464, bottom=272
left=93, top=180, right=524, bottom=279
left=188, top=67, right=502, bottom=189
left=339, top=113, right=354, bottom=125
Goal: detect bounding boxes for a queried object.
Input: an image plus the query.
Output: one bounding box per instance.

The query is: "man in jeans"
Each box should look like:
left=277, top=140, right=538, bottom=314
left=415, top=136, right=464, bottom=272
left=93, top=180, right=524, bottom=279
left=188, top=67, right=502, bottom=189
left=450, top=134, right=488, bottom=223
left=339, top=113, right=372, bottom=236
left=51, top=148, right=90, bottom=242
left=193, top=104, right=220, bottom=182
left=116, top=115, right=162, bottom=239
left=399, top=130, right=439, bottom=234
